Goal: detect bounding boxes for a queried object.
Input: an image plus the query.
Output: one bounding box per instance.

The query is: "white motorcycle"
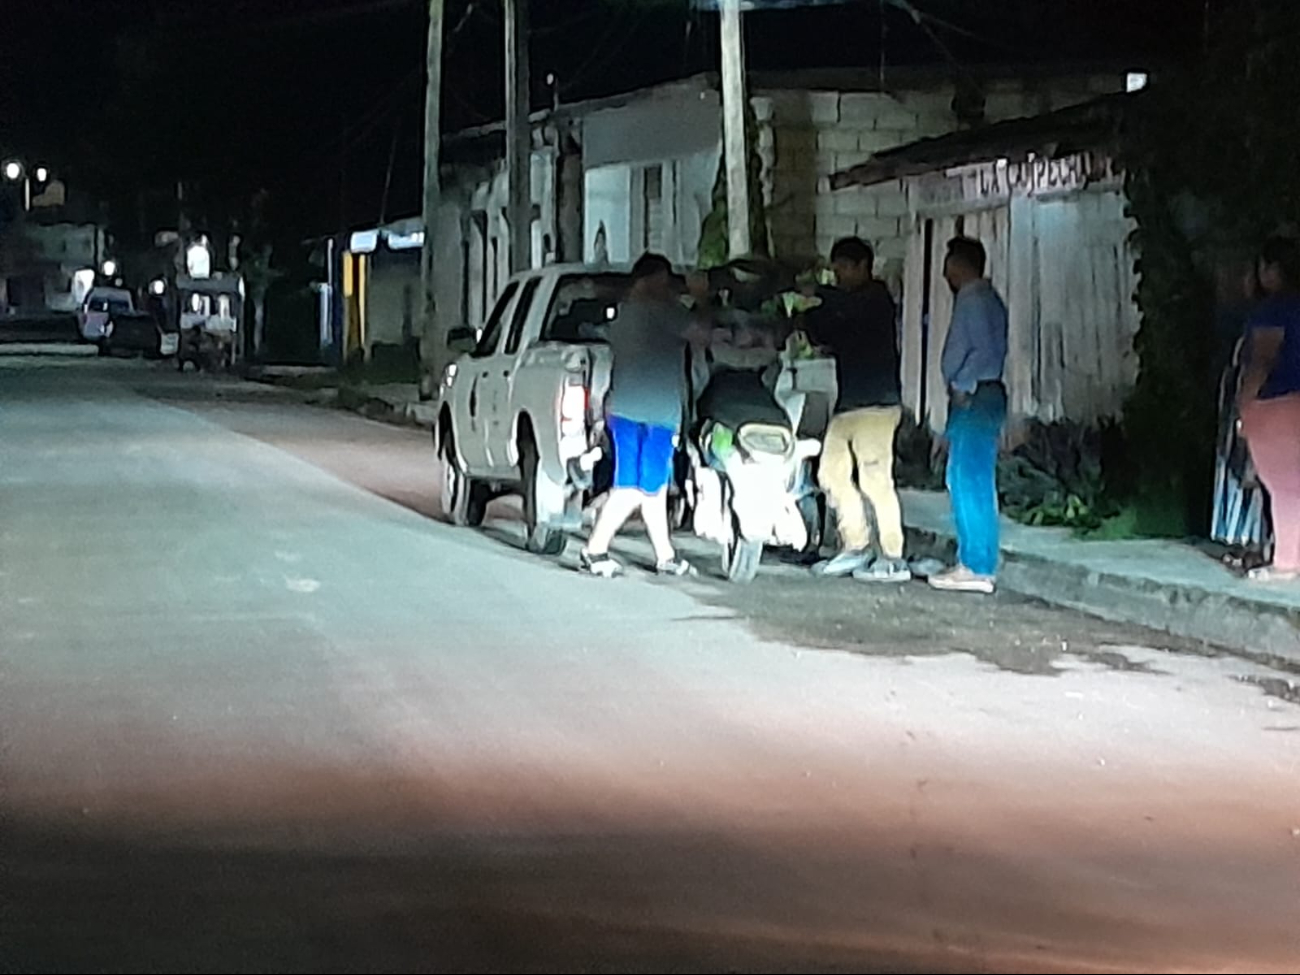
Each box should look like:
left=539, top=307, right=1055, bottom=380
left=684, top=368, right=823, bottom=583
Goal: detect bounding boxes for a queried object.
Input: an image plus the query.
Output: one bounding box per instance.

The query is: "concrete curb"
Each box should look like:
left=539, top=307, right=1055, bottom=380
left=245, top=373, right=437, bottom=429
left=336, top=387, right=437, bottom=428
left=905, top=525, right=1300, bottom=662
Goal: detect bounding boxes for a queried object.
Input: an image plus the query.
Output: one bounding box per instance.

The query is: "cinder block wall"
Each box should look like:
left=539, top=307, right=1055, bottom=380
left=754, top=73, right=1124, bottom=295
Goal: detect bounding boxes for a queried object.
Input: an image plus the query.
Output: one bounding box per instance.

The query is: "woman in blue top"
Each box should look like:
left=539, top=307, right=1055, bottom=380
left=1239, top=236, right=1300, bottom=581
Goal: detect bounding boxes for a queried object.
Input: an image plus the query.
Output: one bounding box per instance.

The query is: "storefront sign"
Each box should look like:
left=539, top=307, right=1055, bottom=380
left=348, top=229, right=379, bottom=254
left=913, top=151, right=1121, bottom=212
left=385, top=229, right=425, bottom=250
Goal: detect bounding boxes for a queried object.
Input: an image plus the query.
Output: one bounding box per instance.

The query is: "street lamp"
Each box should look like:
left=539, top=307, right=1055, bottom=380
left=35, top=166, right=48, bottom=183
left=3, top=160, right=32, bottom=210
left=102, top=259, right=118, bottom=277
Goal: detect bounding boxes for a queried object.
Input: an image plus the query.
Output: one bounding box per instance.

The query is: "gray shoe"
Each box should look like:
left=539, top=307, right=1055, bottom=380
left=811, top=550, right=870, bottom=578
left=853, top=557, right=913, bottom=583
left=908, top=557, right=947, bottom=579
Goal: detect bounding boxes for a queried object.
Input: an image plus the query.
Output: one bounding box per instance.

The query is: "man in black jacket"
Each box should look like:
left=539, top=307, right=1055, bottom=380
left=804, top=237, right=910, bottom=582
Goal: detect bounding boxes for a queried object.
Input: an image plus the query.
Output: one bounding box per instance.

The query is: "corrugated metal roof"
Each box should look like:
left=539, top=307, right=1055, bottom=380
left=829, top=91, right=1137, bottom=190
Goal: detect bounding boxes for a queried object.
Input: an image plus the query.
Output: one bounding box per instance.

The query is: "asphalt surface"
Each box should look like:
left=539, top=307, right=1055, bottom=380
left=2, top=354, right=1298, bottom=974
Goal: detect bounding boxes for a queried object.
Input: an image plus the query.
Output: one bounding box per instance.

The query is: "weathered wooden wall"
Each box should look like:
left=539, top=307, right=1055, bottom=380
left=901, top=178, right=1137, bottom=433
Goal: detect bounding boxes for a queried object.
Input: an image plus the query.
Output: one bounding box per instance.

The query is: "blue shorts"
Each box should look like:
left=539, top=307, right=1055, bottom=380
left=607, top=415, right=677, bottom=494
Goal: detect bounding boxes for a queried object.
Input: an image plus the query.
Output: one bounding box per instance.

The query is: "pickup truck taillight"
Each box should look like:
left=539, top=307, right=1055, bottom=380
left=560, top=382, right=587, bottom=439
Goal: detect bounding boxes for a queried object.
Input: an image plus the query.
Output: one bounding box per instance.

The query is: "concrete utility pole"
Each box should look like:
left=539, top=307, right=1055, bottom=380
left=419, top=0, right=446, bottom=391
left=505, top=0, right=532, bottom=274
left=720, top=0, right=751, bottom=258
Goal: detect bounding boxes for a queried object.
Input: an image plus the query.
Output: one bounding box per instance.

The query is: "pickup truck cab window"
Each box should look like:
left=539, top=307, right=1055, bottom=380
left=540, top=273, right=632, bottom=344
left=472, top=281, right=519, bottom=358
left=504, top=277, right=542, bottom=354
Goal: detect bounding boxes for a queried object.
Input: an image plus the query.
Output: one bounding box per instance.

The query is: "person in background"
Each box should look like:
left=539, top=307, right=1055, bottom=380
left=1211, top=262, right=1272, bottom=568
left=1238, top=236, right=1300, bottom=582
left=803, top=236, right=910, bottom=583
left=929, top=236, right=1008, bottom=595
left=580, top=253, right=703, bottom=578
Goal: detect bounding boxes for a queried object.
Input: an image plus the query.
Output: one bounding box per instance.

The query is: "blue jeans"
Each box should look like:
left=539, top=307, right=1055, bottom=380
left=945, top=383, right=1006, bottom=576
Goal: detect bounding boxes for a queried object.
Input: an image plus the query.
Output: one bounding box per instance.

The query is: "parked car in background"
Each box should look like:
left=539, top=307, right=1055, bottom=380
left=99, top=308, right=179, bottom=359
left=77, top=287, right=135, bottom=343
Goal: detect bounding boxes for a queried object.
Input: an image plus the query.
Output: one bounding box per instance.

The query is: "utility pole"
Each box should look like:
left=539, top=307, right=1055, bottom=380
left=720, top=0, right=751, bottom=259
left=505, top=0, right=532, bottom=274
left=419, top=0, right=446, bottom=391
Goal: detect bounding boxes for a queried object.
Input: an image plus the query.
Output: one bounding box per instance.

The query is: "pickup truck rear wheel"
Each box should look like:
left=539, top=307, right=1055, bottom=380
left=440, top=430, right=487, bottom=527
left=520, top=436, right=566, bottom=556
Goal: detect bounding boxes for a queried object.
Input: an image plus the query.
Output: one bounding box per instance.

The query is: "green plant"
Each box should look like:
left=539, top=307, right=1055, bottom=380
left=998, top=421, right=1122, bottom=534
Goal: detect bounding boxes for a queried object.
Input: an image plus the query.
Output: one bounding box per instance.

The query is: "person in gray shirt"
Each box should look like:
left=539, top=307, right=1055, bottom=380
left=581, top=254, right=704, bottom=578
left=929, top=236, right=1009, bottom=595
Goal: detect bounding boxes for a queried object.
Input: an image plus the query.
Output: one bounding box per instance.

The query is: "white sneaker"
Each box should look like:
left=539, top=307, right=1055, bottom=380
left=927, top=565, right=996, bottom=594
left=853, top=557, right=913, bottom=583
left=812, top=550, right=869, bottom=578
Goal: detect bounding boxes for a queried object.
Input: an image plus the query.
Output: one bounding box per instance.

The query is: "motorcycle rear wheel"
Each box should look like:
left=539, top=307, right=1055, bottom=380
left=722, top=530, right=763, bottom=584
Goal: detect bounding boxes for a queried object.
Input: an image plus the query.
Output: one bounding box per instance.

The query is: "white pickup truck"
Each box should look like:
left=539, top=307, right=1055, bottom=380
left=435, top=264, right=631, bottom=554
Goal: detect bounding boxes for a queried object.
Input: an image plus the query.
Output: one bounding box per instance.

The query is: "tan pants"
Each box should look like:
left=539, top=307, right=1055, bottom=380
left=819, top=406, right=905, bottom=558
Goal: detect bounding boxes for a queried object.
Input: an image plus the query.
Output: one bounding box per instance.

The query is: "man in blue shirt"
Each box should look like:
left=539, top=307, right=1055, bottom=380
left=930, top=236, right=1008, bottom=595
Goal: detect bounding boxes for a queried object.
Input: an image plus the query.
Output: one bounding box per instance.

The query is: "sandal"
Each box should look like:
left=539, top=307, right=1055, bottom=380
left=579, top=550, right=624, bottom=578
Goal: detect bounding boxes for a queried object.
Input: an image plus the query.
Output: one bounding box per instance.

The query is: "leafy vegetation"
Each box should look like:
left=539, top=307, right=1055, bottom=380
left=997, top=421, right=1124, bottom=534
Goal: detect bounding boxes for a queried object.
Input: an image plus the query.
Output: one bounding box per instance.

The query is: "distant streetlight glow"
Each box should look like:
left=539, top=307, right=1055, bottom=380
left=73, top=268, right=96, bottom=302
left=35, top=166, right=48, bottom=182
left=3, top=160, right=23, bottom=181
left=186, top=238, right=212, bottom=279
left=102, top=259, right=118, bottom=277
left=150, top=279, right=166, bottom=296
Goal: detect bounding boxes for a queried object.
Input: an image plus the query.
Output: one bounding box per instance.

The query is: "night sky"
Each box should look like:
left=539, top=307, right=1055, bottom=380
left=0, top=0, right=1203, bottom=243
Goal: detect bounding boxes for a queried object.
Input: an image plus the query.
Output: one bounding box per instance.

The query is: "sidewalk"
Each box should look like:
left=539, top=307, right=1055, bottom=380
left=902, top=489, right=1300, bottom=661
left=341, top=382, right=438, bottom=427
left=248, top=368, right=437, bottom=428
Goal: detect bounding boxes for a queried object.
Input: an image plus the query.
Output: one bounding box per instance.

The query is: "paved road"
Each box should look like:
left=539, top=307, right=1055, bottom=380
left=3, top=356, right=1298, bottom=975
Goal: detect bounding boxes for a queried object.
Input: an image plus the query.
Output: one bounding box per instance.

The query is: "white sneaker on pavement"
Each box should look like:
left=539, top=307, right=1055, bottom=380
left=853, top=557, right=913, bottom=583
left=811, top=550, right=870, bottom=578
left=927, top=565, right=996, bottom=594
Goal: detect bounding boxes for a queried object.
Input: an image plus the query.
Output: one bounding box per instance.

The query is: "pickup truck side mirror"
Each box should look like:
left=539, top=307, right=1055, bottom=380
left=446, top=325, right=478, bottom=352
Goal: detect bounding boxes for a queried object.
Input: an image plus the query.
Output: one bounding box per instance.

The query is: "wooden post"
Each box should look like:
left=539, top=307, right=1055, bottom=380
left=506, top=0, right=532, bottom=274
left=720, top=0, right=750, bottom=259
left=419, top=0, right=445, bottom=394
